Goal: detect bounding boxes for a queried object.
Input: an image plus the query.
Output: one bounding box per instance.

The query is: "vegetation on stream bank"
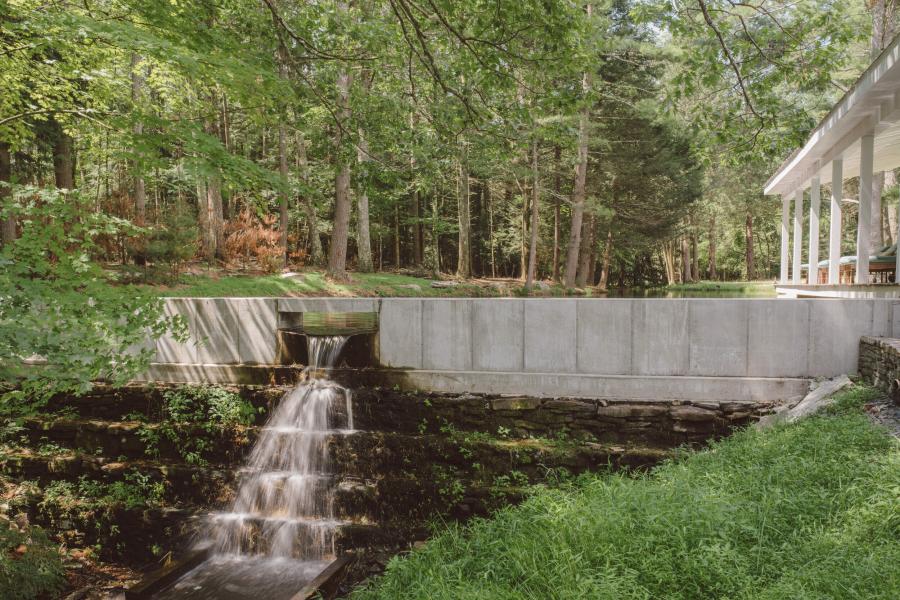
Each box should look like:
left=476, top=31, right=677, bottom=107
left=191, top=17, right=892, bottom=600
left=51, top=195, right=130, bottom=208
left=352, top=386, right=900, bottom=600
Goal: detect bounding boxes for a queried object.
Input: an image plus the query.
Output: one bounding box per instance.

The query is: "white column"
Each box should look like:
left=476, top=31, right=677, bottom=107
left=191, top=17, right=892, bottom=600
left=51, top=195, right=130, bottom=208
left=857, top=133, right=874, bottom=284
left=828, top=159, right=843, bottom=284
left=808, top=175, right=820, bottom=284
left=792, top=188, right=803, bottom=284
left=780, top=195, right=790, bottom=283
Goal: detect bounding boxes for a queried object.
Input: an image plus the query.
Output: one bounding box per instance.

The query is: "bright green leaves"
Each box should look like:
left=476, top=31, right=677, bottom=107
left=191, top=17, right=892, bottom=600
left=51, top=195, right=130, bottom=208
left=0, top=185, right=186, bottom=410
left=640, top=0, right=870, bottom=163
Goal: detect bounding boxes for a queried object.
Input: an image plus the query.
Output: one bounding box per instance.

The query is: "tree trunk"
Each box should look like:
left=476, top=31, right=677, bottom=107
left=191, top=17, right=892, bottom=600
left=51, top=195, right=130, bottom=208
left=394, top=204, right=401, bottom=269
left=431, top=191, right=441, bottom=275
left=519, top=178, right=528, bottom=280
left=411, top=187, right=423, bottom=266
left=745, top=211, right=755, bottom=280
left=456, top=143, right=471, bottom=278
left=525, top=138, right=540, bottom=290
left=576, top=215, right=595, bottom=287
left=409, top=113, right=423, bottom=267
left=0, top=142, right=14, bottom=247
left=197, top=179, right=213, bottom=261
left=200, top=102, right=225, bottom=262
left=198, top=175, right=225, bottom=262
left=52, top=120, right=75, bottom=189
left=662, top=241, right=677, bottom=285
left=597, top=229, right=612, bottom=291
left=691, top=222, right=700, bottom=282
left=680, top=236, right=691, bottom=283
left=563, top=4, right=591, bottom=287
left=552, top=145, right=561, bottom=282
left=870, top=0, right=897, bottom=58
left=276, top=47, right=289, bottom=268
left=708, top=213, right=718, bottom=280
left=356, top=129, right=374, bottom=272
left=328, top=59, right=353, bottom=277
left=131, top=53, right=146, bottom=226
left=564, top=103, right=590, bottom=286
left=296, top=133, right=323, bottom=264
left=278, top=122, right=289, bottom=267
left=487, top=183, right=496, bottom=278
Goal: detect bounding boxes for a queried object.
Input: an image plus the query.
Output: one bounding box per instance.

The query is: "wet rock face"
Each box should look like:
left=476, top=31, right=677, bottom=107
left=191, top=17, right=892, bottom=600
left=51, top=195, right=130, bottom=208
left=4, top=384, right=771, bottom=567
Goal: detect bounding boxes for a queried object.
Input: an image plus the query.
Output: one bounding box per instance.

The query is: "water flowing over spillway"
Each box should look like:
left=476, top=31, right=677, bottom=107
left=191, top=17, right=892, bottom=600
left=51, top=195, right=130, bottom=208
left=158, top=336, right=352, bottom=599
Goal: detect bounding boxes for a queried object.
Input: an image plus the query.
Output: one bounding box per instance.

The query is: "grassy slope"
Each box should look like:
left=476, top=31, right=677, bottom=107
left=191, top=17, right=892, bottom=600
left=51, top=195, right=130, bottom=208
left=141, top=271, right=569, bottom=298
left=351, top=386, right=899, bottom=600
left=141, top=270, right=777, bottom=299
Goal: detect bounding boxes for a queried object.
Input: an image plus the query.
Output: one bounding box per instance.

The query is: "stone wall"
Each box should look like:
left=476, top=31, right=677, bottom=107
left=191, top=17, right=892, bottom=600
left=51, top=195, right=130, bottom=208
left=858, top=336, right=900, bottom=392
left=15, top=383, right=723, bottom=563
left=350, top=387, right=771, bottom=446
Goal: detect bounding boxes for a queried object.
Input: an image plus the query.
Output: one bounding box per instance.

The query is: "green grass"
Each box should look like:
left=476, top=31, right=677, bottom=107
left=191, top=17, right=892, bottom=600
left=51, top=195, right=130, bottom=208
left=142, top=270, right=560, bottom=298
left=140, top=271, right=778, bottom=299
left=351, top=385, right=899, bottom=599
left=0, top=523, right=65, bottom=599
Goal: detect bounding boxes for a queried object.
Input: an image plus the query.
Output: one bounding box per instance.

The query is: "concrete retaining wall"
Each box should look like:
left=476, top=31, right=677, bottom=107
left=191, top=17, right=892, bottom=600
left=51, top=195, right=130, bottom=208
left=146, top=297, right=900, bottom=401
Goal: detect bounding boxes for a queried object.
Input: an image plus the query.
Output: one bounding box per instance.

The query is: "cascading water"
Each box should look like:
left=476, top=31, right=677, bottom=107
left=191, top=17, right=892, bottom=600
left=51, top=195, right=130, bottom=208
left=158, top=335, right=353, bottom=599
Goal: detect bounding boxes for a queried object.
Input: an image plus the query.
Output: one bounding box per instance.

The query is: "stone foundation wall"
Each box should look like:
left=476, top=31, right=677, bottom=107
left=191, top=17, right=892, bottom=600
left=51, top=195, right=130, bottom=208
left=858, top=336, right=900, bottom=392
left=351, top=388, right=773, bottom=446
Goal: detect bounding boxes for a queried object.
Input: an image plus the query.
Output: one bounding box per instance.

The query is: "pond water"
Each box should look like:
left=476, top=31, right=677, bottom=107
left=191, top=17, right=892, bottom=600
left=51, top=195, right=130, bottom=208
left=154, top=555, right=328, bottom=600
left=602, top=285, right=776, bottom=299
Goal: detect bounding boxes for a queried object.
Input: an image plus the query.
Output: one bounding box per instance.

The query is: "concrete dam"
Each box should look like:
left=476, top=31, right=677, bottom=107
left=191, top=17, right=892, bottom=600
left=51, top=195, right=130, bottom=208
left=142, top=297, right=900, bottom=403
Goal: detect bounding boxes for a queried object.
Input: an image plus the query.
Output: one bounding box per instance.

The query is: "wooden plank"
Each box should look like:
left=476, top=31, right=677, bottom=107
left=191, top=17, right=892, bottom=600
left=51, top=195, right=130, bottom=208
left=290, top=556, right=353, bottom=600
left=124, top=548, right=210, bottom=599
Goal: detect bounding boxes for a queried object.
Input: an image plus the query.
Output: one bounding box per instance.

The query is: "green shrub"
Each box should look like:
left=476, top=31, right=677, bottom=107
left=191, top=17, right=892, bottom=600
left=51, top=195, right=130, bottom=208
left=141, top=385, right=256, bottom=465
left=0, top=185, right=187, bottom=411
left=40, top=471, right=164, bottom=521
left=0, top=523, right=65, bottom=599
left=352, top=386, right=900, bottom=600
left=36, top=471, right=165, bottom=559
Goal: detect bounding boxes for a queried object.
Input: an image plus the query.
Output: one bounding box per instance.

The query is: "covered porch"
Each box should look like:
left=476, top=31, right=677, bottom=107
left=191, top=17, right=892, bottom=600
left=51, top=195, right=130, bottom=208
left=765, top=34, right=900, bottom=297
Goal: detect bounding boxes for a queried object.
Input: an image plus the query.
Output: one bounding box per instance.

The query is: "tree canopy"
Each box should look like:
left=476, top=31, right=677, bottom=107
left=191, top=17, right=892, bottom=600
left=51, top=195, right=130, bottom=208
left=0, top=0, right=888, bottom=297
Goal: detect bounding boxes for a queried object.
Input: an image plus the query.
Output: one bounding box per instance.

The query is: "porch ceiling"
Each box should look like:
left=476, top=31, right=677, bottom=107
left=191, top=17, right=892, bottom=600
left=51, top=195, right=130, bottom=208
left=765, top=35, right=900, bottom=196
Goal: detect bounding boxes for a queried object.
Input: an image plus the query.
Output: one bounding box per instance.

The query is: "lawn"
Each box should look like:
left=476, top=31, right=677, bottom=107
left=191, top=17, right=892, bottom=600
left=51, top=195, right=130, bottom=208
left=136, top=269, right=778, bottom=299
left=351, top=385, right=899, bottom=600
left=138, top=270, right=569, bottom=298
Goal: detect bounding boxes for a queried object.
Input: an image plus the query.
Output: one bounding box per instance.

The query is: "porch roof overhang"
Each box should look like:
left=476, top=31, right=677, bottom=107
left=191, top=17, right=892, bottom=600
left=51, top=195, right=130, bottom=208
left=764, top=35, right=900, bottom=196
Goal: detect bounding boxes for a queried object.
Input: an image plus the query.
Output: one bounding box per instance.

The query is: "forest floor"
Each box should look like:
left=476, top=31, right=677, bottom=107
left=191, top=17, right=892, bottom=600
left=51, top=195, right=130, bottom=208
left=128, top=265, right=777, bottom=298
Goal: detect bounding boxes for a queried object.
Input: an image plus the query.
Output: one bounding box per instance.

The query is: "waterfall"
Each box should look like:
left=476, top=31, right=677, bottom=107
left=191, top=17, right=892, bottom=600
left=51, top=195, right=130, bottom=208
left=205, top=335, right=353, bottom=560
left=160, top=335, right=353, bottom=599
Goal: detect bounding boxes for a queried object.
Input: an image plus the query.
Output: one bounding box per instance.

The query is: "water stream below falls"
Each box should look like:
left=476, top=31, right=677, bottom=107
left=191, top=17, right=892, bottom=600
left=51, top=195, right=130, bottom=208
left=156, top=335, right=353, bottom=599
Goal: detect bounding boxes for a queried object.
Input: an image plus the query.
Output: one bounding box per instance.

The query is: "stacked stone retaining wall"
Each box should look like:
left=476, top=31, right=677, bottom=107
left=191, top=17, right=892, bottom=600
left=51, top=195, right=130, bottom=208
left=859, top=336, right=900, bottom=392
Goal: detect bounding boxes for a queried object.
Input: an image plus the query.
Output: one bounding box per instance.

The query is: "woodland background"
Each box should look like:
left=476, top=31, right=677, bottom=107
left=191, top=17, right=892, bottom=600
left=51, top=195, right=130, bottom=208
left=1, top=0, right=896, bottom=291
